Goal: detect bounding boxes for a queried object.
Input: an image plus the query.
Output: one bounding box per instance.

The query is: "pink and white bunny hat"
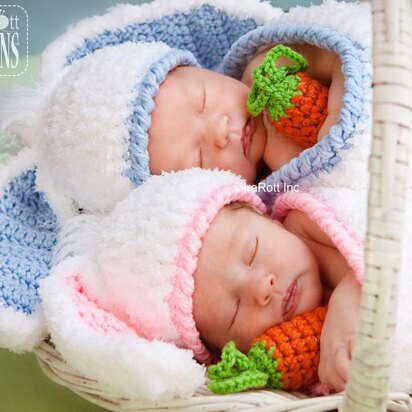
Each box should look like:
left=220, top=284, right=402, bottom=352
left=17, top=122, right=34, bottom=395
left=40, top=168, right=265, bottom=401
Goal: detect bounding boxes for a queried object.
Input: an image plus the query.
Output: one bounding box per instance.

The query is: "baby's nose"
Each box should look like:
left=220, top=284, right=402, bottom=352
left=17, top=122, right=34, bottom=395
left=212, top=115, right=229, bottom=148
left=254, top=273, right=277, bottom=306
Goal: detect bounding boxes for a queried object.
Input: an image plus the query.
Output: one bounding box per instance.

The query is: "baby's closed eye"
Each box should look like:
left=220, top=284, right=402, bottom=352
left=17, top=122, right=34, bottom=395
left=247, top=236, right=258, bottom=266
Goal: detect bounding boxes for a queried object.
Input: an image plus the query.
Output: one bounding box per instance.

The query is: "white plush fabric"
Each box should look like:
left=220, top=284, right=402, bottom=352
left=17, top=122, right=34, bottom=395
left=1, top=41, right=191, bottom=218
left=50, top=169, right=247, bottom=346
left=275, top=0, right=372, bottom=46
left=0, top=147, right=36, bottom=197
left=38, top=42, right=169, bottom=214
left=40, top=256, right=206, bottom=402
left=0, top=305, right=46, bottom=353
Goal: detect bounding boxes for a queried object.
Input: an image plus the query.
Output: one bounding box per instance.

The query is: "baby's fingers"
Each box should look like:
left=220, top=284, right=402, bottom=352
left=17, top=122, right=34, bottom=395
left=318, top=347, right=349, bottom=392
left=319, top=365, right=346, bottom=393
left=335, top=346, right=351, bottom=382
left=324, top=346, right=351, bottom=392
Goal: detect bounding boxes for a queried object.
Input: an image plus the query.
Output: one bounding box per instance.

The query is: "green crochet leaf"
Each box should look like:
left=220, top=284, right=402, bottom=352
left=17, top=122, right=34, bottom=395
left=208, top=370, right=269, bottom=394
left=208, top=341, right=284, bottom=394
left=208, top=342, right=250, bottom=380
left=247, top=44, right=309, bottom=122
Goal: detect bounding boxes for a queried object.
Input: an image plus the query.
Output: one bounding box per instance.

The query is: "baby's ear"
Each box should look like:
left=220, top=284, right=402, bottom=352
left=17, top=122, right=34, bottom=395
left=40, top=256, right=206, bottom=402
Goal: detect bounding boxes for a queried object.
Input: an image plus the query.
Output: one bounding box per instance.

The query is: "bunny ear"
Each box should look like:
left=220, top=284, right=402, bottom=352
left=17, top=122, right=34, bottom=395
left=40, top=256, right=206, bottom=402
left=0, top=148, right=55, bottom=353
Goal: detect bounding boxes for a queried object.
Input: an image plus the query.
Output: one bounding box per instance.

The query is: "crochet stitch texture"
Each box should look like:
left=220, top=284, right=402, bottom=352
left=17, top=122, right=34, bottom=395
left=248, top=45, right=328, bottom=148
left=219, top=24, right=370, bottom=207
left=208, top=306, right=327, bottom=393
left=0, top=169, right=57, bottom=314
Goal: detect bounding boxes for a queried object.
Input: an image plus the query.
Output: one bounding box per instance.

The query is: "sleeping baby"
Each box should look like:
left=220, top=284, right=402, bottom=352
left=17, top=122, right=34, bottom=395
left=0, top=39, right=344, bottom=215
left=42, top=168, right=363, bottom=398
left=148, top=42, right=344, bottom=181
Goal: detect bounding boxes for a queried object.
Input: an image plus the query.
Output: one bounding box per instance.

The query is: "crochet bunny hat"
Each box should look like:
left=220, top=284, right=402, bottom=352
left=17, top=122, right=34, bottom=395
left=39, top=168, right=266, bottom=401
left=31, top=41, right=198, bottom=216
left=1, top=0, right=281, bottom=220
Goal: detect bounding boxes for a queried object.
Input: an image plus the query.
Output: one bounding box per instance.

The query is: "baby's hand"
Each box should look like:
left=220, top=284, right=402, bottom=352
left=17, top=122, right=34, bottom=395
left=318, top=272, right=361, bottom=392
left=317, top=111, right=339, bottom=142
left=317, top=56, right=344, bottom=142
left=262, top=111, right=305, bottom=171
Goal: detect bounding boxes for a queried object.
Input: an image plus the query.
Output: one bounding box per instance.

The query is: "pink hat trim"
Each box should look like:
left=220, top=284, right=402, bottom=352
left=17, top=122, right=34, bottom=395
left=272, top=191, right=364, bottom=284
left=168, top=183, right=266, bottom=364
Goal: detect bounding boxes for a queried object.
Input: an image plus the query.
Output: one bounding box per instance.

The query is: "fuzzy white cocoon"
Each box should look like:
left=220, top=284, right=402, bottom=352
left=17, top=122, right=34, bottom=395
left=0, top=306, right=47, bottom=353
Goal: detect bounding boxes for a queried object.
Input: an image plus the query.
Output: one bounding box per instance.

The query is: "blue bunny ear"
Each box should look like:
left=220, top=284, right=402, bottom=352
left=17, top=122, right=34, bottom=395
left=0, top=149, right=57, bottom=352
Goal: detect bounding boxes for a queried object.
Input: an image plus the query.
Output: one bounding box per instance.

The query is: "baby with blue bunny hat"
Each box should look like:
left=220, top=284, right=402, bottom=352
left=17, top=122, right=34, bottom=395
left=149, top=41, right=343, bottom=178
left=1, top=38, right=343, bottom=217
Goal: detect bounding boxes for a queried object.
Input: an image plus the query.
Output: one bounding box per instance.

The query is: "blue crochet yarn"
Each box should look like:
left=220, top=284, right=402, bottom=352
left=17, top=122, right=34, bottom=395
left=66, top=5, right=258, bottom=70
left=218, top=24, right=371, bottom=207
left=124, top=49, right=199, bottom=187
left=0, top=169, right=57, bottom=315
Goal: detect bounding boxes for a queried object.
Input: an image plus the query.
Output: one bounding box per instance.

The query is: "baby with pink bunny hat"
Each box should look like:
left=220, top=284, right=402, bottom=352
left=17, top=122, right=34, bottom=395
left=40, top=168, right=363, bottom=401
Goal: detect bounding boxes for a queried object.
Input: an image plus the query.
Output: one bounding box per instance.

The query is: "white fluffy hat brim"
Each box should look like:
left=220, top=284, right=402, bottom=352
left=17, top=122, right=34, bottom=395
left=39, top=255, right=206, bottom=402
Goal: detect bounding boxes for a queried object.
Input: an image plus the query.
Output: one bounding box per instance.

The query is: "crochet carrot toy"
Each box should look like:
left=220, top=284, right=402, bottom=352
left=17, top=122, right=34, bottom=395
left=208, top=306, right=327, bottom=394
left=247, top=45, right=329, bottom=148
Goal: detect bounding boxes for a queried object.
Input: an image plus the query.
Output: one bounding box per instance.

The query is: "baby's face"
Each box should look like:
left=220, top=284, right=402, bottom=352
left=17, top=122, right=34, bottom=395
left=148, top=66, right=267, bottom=184
left=193, top=205, right=323, bottom=354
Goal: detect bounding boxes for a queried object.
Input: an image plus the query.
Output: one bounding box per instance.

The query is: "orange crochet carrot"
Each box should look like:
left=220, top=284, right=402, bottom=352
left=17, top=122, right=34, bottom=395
left=247, top=45, right=328, bottom=148
left=208, top=306, right=327, bottom=394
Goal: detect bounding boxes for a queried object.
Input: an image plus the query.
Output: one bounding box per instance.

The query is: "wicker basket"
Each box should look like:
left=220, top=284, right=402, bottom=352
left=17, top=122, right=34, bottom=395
left=33, top=0, right=412, bottom=410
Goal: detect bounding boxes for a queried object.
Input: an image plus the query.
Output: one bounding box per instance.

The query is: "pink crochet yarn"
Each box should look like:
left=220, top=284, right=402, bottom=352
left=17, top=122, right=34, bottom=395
left=272, top=191, right=364, bottom=283
left=68, top=274, right=130, bottom=335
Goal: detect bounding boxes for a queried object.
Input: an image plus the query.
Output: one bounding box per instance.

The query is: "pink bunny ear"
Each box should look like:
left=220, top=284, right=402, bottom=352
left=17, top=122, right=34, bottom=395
left=39, top=256, right=205, bottom=402
left=65, top=273, right=132, bottom=335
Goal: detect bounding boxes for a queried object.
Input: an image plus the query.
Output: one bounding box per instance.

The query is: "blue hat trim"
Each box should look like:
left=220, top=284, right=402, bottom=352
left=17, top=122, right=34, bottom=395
left=124, top=49, right=199, bottom=187
left=0, top=169, right=56, bottom=317
left=218, top=24, right=371, bottom=208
